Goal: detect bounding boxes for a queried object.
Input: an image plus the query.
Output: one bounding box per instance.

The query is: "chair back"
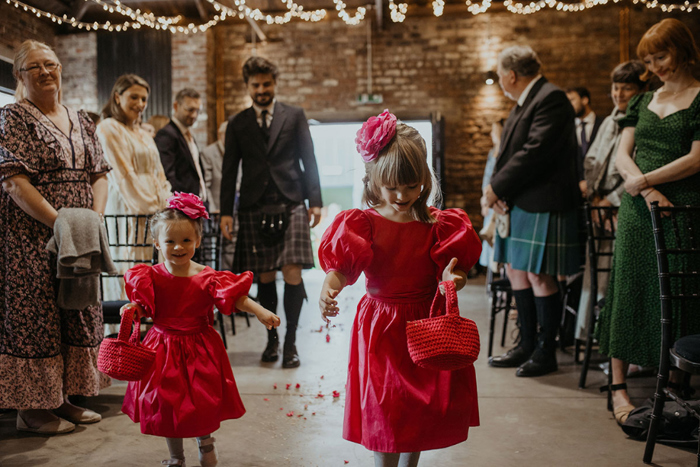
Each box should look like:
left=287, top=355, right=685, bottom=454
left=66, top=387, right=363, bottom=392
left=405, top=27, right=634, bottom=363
left=643, top=202, right=700, bottom=465
left=200, top=213, right=221, bottom=271
left=584, top=203, right=619, bottom=298
left=100, top=214, right=158, bottom=321
left=650, top=202, right=700, bottom=363
left=578, top=203, right=619, bottom=389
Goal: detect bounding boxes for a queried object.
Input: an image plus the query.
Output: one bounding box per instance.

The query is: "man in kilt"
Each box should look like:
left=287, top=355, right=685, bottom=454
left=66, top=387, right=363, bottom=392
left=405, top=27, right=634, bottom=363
left=484, top=46, right=582, bottom=377
left=220, top=57, right=322, bottom=369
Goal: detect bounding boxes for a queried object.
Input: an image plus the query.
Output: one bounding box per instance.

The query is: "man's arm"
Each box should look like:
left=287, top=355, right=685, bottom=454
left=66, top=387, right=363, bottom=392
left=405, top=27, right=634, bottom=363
left=296, top=109, right=322, bottom=208
left=490, top=90, right=575, bottom=200
left=220, top=118, right=242, bottom=217
left=154, top=127, right=181, bottom=192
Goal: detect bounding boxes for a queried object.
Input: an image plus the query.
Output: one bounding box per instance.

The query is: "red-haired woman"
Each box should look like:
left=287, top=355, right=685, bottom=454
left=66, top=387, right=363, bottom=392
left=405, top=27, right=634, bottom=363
left=597, top=18, right=700, bottom=425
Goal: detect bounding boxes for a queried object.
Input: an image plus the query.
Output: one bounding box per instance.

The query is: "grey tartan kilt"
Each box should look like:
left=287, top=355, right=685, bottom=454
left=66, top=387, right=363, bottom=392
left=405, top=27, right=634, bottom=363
left=233, top=202, right=315, bottom=274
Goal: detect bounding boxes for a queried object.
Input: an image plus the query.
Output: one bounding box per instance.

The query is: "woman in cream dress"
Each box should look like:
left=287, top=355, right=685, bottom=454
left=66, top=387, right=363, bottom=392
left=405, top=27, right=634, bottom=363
left=96, top=74, right=171, bottom=300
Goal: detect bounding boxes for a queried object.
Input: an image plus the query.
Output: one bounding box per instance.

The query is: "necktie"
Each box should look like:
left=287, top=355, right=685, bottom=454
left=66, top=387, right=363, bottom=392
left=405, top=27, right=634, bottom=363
left=580, top=121, right=589, bottom=156
left=261, top=110, right=270, bottom=142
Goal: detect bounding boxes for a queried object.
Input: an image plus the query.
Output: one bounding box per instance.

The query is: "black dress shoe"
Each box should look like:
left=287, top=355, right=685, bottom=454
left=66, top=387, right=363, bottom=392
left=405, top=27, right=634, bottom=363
left=515, top=349, right=558, bottom=377
left=282, top=344, right=300, bottom=369
left=261, top=340, right=279, bottom=363
left=488, top=346, right=532, bottom=368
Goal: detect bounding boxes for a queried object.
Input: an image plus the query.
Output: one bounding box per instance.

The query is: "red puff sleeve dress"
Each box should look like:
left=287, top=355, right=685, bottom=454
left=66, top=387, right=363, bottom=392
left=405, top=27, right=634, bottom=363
left=121, top=263, right=252, bottom=438
left=319, top=207, right=482, bottom=453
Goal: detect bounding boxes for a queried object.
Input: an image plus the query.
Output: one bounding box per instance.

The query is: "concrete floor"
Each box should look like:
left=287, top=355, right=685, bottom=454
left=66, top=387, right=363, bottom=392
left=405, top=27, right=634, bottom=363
left=0, top=270, right=696, bottom=467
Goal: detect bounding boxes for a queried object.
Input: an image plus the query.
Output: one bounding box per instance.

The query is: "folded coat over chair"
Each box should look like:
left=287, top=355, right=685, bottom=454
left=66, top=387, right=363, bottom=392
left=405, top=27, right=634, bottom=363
left=46, top=207, right=117, bottom=309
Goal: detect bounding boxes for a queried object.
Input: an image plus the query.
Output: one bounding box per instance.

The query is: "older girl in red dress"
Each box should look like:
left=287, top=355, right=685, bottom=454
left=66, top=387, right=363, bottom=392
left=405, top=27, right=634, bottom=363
left=121, top=193, right=279, bottom=467
left=318, top=111, right=482, bottom=467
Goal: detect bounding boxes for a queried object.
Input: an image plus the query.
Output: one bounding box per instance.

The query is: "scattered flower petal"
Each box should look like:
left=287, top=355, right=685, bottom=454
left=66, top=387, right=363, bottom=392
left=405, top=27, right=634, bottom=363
left=295, top=383, right=301, bottom=389
left=286, top=411, right=294, bottom=417
left=312, top=412, right=316, bottom=415
left=326, top=334, right=331, bottom=343
left=263, top=398, right=269, bottom=401
left=304, top=404, right=308, bottom=410
left=332, top=391, right=340, bottom=398
left=273, top=384, right=277, bottom=389
left=320, top=375, right=324, bottom=379
left=345, top=462, right=349, bottom=465
left=286, top=383, right=291, bottom=390
left=316, top=392, right=325, bottom=398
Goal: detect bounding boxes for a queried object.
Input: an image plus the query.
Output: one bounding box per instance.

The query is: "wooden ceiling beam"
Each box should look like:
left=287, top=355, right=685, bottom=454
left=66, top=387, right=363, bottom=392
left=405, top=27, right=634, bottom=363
left=194, top=0, right=209, bottom=21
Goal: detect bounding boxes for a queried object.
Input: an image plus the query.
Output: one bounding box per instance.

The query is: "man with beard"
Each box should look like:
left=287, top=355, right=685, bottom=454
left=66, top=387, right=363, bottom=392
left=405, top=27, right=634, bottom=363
left=566, top=87, right=605, bottom=196
left=220, top=56, right=322, bottom=369
left=155, top=88, right=207, bottom=200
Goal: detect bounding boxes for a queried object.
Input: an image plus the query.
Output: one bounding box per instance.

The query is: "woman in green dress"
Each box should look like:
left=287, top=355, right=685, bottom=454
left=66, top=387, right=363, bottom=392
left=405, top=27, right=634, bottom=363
left=597, top=18, right=700, bottom=425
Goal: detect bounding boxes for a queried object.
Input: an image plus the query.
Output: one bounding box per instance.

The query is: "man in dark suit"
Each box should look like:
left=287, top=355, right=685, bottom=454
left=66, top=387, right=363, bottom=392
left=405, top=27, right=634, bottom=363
left=566, top=87, right=605, bottom=196
left=155, top=88, right=206, bottom=200
left=220, top=57, right=322, bottom=369
left=484, top=45, right=582, bottom=377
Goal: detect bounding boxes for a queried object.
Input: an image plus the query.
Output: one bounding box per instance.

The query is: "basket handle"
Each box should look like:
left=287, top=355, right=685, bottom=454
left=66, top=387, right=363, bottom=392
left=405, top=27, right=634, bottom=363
left=428, top=281, right=459, bottom=318
left=117, top=306, right=142, bottom=345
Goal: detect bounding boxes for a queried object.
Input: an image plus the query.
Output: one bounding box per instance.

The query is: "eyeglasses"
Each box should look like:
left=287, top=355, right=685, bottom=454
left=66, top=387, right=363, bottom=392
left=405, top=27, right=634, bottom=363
left=19, top=62, right=60, bottom=75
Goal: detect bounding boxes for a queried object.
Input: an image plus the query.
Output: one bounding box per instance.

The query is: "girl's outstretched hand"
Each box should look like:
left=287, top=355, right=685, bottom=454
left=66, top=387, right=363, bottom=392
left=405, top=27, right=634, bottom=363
left=257, top=309, right=281, bottom=330
left=119, top=302, right=143, bottom=321
left=319, top=287, right=340, bottom=324
left=442, top=257, right=466, bottom=291
left=235, top=296, right=281, bottom=330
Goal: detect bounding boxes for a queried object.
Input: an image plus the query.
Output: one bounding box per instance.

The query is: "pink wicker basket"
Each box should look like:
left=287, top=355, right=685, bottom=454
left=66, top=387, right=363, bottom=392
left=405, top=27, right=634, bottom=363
left=98, top=307, right=155, bottom=381
left=406, top=281, right=480, bottom=371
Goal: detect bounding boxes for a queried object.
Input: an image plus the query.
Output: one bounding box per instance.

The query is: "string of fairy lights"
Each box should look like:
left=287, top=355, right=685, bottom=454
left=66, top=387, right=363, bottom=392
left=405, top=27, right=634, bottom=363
left=5, top=0, right=699, bottom=32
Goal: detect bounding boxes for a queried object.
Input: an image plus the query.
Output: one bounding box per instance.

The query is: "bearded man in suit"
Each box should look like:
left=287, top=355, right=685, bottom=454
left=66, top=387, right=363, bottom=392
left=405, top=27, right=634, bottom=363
left=220, top=56, right=322, bottom=369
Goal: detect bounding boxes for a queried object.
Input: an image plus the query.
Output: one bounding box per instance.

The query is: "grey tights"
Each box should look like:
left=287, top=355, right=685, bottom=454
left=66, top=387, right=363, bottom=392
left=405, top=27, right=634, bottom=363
left=166, top=435, right=213, bottom=460
left=374, top=451, right=421, bottom=467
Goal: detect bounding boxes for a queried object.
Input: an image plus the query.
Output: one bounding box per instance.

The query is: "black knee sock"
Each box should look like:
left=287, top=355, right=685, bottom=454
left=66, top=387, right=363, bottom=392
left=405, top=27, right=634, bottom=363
left=535, top=292, right=563, bottom=352
left=258, top=280, right=278, bottom=343
left=512, top=288, right=537, bottom=353
left=283, top=281, right=306, bottom=347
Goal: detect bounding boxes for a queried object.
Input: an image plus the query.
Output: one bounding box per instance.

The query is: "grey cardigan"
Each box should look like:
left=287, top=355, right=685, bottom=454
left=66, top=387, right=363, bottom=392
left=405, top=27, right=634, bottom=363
left=46, top=208, right=117, bottom=309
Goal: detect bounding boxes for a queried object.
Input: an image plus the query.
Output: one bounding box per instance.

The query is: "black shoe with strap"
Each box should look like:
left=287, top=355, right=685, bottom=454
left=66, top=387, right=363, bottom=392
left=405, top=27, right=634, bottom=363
left=282, top=342, right=300, bottom=368
left=261, top=331, right=279, bottom=363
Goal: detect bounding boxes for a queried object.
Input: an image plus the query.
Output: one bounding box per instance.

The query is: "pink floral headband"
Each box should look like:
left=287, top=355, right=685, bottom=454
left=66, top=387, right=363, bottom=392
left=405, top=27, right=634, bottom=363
left=167, top=192, right=210, bottom=220
left=355, top=109, right=397, bottom=163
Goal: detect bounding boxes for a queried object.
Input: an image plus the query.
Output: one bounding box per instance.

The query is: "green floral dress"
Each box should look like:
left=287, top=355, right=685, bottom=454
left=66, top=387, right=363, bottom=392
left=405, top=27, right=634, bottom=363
left=597, top=91, right=700, bottom=367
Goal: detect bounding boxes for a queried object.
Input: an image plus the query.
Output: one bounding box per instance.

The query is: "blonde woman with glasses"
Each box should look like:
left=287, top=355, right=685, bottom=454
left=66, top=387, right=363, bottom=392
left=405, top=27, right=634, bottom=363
left=0, top=40, right=112, bottom=434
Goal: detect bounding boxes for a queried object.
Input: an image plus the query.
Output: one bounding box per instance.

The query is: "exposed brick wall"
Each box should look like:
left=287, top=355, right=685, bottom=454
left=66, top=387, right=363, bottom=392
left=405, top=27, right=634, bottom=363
left=208, top=5, right=700, bottom=226
left=172, top=32, right=209, bottom=146
left=55, top=33, right=98, bottom=113
left=0, top=2, right=56, bottom=55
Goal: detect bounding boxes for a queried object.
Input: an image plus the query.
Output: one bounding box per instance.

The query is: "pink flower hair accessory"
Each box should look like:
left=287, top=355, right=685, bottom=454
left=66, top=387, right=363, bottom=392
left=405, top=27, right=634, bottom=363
left=167, top=192, right=210, bottom=220
left=355, top=109, right=397, bottom=163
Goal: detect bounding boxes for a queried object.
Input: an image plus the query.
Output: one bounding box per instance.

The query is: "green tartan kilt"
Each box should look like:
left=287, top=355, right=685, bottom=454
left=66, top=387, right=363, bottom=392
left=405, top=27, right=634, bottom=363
left=493, top=206, right=584, bottom=276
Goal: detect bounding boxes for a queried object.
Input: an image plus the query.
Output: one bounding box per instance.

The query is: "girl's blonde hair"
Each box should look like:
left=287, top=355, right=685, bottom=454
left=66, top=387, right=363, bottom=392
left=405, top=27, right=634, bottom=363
left=362, top=123, right=441, bottom=223
left=12, top=40, right=62, bottom=103
left=150, top=208, right=203, bottom=241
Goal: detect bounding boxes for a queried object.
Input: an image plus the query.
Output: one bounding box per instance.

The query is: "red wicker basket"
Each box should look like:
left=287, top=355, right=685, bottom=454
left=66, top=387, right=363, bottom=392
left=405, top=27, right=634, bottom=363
left=406, top=281, right=480, bottom=371
left=98, top=307, right=155, bottom=381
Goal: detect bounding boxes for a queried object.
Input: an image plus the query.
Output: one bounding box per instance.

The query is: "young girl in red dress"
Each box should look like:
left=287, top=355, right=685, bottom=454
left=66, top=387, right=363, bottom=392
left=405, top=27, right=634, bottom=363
left=120, top=192, right=280, bottom=467
left=318, top=111, right=482, bottom=467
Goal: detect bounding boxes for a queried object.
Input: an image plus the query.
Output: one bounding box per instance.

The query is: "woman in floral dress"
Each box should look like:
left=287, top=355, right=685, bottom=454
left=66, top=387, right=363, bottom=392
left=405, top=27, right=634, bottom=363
left=0, top=40, right=111, bottom=434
